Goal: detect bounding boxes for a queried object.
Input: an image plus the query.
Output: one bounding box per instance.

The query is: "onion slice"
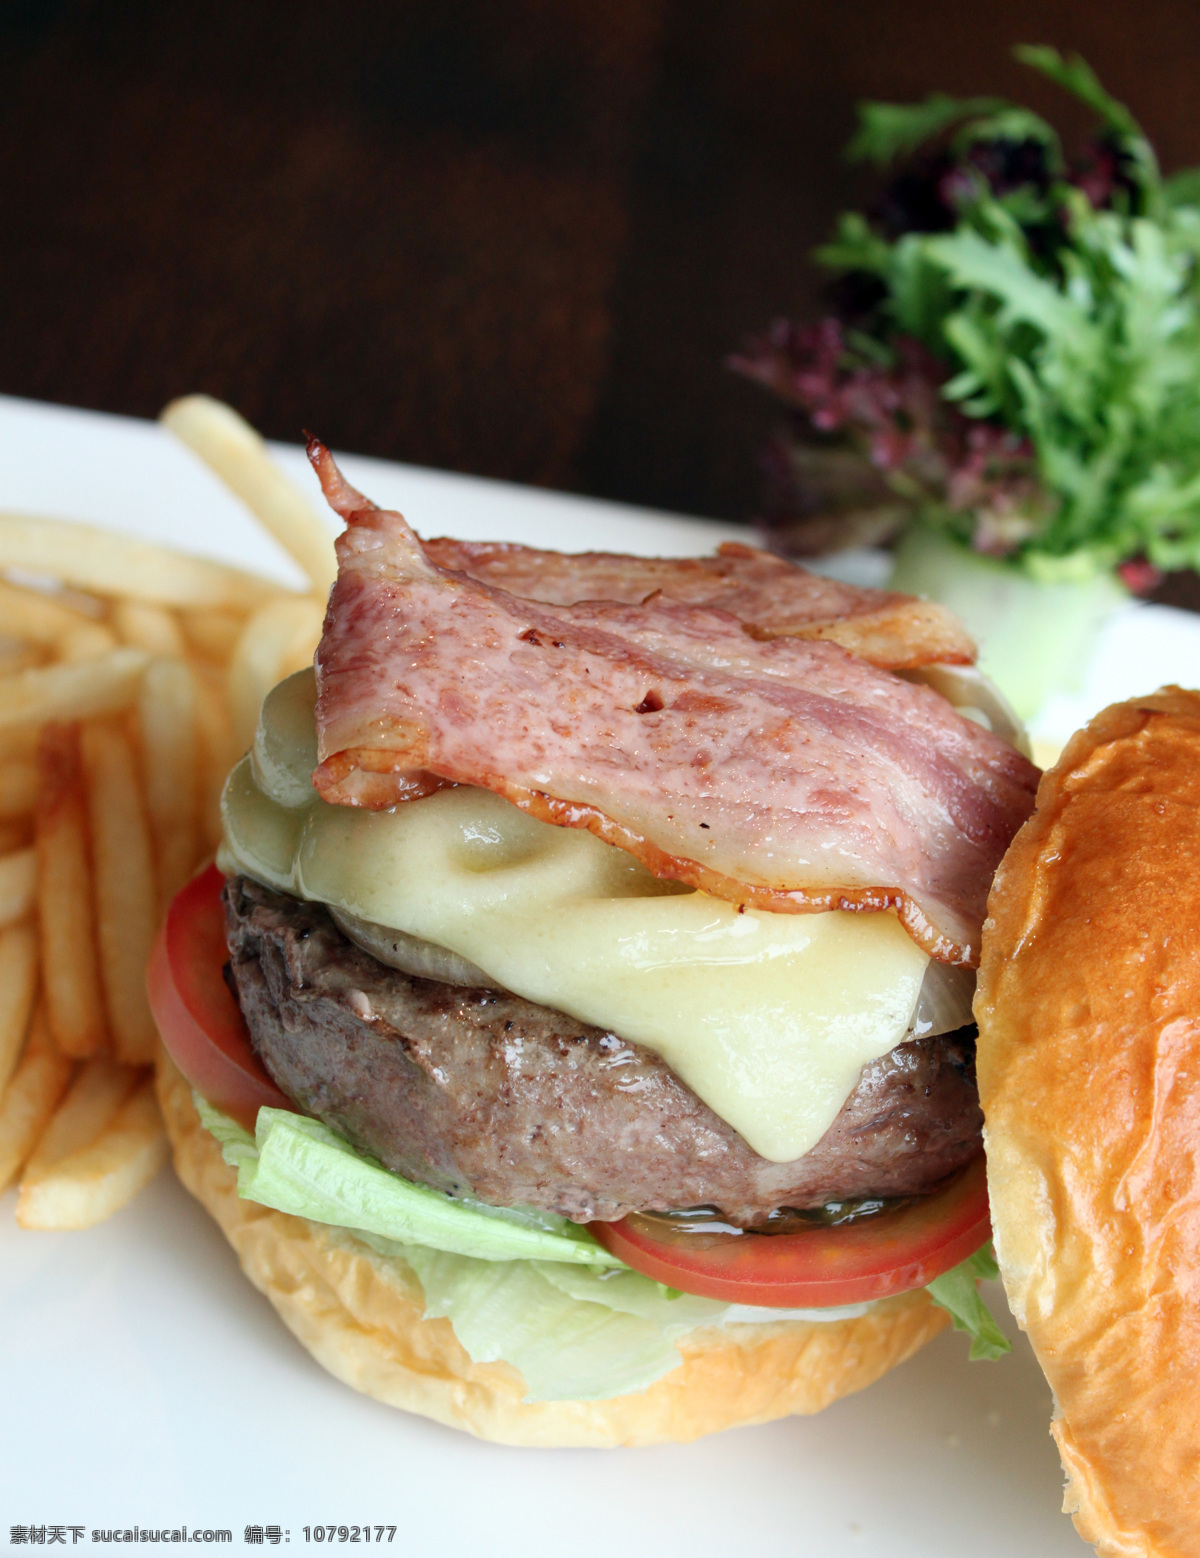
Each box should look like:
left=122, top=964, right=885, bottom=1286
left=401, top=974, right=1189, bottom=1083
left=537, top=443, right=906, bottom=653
left=331, top=908, right=496, bottom=989
left=909, top=956, right=976, bottom=1039
left=901, top=662, right=1031, bottom=757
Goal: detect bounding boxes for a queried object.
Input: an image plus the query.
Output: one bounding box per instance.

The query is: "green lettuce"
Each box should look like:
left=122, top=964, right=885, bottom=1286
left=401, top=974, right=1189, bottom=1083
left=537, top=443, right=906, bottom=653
left=398, top=1245, right=687, bottom=1402
left=346, top=1237, right=873, bottom=1402
left=925, top=1245, right=1012, bottom=1361
left=198, top=1097, right=1010, bottom=1400
left=195, top=1096, right=621, bottom=1267
left=749, top=47, right=1200, bottom=576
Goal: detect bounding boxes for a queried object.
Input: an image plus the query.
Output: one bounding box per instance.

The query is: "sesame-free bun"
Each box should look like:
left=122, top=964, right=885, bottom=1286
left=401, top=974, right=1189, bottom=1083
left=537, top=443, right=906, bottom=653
left=976, top=687, right=1200, bottom=1556
left=155, top=1053, right=947, bottom=1447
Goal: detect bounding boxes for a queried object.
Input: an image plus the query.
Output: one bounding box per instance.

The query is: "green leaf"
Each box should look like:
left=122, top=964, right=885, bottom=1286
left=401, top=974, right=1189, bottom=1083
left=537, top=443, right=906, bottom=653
left=1163, top=168, right=1200, bottom=210
left=923, top=230, right=1084, bottom=339
left=194, top=1092, right=257, bottom=1170
left=846, top=93, right=1005, bottom=164
left=1014, top=45, right=1159, bottom=200
left=925, top=1245, right=1012, bottom=1361
left=813, top=210, right=893, bottom=274
left=202, top=1096, right=624, bottom=1266
left=952, top=107, right=1063, bottom=165
left=533, top=1262, right=728, bottom=1331
left=401, top=1247, right=686, bottom=1402
left=941, top=304, right=1015, bottom=415
left=887, top=234, right=956, bottom=344
left=195, top=1092, right=253, bottom=1148
left=1014, top=45, right=1140, bottom=137
left=786, top=40, right=1200, bottom=572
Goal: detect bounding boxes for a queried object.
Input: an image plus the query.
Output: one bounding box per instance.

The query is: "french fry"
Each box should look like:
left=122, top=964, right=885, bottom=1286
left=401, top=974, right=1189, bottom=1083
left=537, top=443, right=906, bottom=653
left=0, top=921, right=38, bottom=1098
left=161, top=395, right=337, bottom=594
left=81, top=721, right=158, bottom=1065
left=0, top=643, right=45, bottom=677
left=0, top=846, right=35, bottom=926
left=0, top=724, right=41, bottom=763
left=18, top=1055, right=137, bottom=1167
left=0, top=579, right=97, bottom=643
left=35, top=723, right=108, bottom=1059
left=112, top=600, right=187, bottom=658
left=279, top=606, right=325, bottom=678
left=138, top=658, right=200, bottom=907
left=192, top=661, right=239, bottom=848
left=0, top=1007, right=73, bottom=1193
left=0, top=818, right=31, bottom=854
left=0, top=647, right=147, bottom=730
left=180, top=606, right=246, bottom=664
left=228, top=595, right=325, bottom=748
left=57, top=622, right=120, bottom=662
left=16, top=1071, right=164, bottom=1230
left=0, top=513, right=280, bottom=609
left=0, top=758, right=37, bottom=817
left=0, top=407, right=349, bottom=1235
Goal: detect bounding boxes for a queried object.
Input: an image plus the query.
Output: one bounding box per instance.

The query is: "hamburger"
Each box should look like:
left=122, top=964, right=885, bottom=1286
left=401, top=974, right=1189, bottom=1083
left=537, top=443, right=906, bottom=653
left=151, top=440, right=1080, bottom=1453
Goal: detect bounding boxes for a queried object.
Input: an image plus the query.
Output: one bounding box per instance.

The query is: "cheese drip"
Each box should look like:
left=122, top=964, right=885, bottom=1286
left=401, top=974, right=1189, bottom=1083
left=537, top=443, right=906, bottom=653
left=220, top=670, right=931, bottom=1163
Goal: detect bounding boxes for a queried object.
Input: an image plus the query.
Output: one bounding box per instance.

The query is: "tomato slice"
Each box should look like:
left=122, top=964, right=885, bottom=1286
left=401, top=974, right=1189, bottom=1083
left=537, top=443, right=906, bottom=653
left=590, top=1154, right=991, bottom=1307
left=147, top=864, right=292, bottom=1131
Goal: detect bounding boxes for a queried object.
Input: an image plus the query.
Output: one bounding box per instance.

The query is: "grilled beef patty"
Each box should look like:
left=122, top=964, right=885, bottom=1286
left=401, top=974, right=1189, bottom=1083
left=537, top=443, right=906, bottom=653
left=224, top=875, right=983, bottom=1226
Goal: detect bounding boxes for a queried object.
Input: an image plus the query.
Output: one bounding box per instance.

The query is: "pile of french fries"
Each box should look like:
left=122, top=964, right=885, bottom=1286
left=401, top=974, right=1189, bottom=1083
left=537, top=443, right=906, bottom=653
left=0, top=395, right=335, bottom=1229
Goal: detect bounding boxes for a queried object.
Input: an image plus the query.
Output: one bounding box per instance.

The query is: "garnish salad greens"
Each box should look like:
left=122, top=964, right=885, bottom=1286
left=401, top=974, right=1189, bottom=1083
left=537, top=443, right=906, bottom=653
left=733, top=46, right=1200, bottom=589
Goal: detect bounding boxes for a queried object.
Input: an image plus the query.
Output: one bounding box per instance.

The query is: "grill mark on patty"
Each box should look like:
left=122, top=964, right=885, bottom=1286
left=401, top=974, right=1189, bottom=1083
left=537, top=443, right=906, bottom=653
left=222, top=875, right=982, bottom=1226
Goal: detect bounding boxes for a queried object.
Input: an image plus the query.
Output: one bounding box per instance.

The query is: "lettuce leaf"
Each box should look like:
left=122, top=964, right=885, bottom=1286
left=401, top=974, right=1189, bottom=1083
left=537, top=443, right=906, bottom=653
left=533, top=1261, right=728, bottom=1331
left=196, top=1095, right=621, bottom=1267
left=354, top=1236, right=878, bottom=1403
left=845, top=93, right=1005, bottom=166
left=925, top=1245, right=1012, bottom=1361
left=535, top=1262, right=874, bottom=1329
left=400, top=1245, right=685, bottom=1402
left=197, top=1097, right=1010, bottom=1400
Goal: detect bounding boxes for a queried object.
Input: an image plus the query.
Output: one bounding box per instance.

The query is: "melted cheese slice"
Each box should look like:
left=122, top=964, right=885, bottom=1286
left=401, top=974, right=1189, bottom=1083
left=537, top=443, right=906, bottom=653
left=220, top=670, right=930, bottom=1163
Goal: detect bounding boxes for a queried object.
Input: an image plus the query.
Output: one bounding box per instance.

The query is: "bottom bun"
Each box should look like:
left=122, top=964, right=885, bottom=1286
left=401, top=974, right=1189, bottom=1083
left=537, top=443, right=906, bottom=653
left=977, top=688, right=1200, bottom=1556
left=156, top=1053, right=948, bottom=1447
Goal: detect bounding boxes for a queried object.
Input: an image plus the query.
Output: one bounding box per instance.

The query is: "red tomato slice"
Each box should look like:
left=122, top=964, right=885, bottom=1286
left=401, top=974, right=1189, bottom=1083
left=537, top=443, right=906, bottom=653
left=590, top=1153, right=991, bottom=1307
left=147, top=863, right=292, bottom=1131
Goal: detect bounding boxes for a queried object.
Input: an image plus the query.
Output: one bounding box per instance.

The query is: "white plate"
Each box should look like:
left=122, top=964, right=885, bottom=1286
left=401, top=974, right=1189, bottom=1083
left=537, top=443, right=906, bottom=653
left=7, top=391, right=1191, bottom=1555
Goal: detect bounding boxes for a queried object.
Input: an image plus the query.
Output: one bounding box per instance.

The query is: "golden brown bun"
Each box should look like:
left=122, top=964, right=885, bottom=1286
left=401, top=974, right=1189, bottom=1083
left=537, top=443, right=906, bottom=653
left=977, top=687, right=1200, bottom=1557
left=156, top=1052, right=947, bottom=1447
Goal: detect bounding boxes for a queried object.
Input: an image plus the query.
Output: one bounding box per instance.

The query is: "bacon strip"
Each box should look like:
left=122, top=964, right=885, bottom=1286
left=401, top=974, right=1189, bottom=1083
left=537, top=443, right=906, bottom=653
left=422, top=538, right=975, bottom=670
left=308, top=444, right=1037, bottom=966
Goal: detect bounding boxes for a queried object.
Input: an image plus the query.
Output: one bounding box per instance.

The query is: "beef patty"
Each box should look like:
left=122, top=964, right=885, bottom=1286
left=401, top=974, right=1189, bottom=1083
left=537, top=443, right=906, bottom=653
left=224, top=875, right=983, bottom=1226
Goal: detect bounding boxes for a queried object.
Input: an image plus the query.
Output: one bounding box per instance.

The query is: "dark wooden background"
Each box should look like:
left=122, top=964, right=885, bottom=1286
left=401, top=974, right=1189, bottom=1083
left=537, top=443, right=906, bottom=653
left=3, top=0, right=1200, bottom=554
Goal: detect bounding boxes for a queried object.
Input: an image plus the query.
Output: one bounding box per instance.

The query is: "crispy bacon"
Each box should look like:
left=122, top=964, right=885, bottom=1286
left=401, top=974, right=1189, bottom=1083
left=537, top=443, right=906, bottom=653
left=421, top=538, right=974, bottom=670
left=307, top=443, right=1038, bottom=966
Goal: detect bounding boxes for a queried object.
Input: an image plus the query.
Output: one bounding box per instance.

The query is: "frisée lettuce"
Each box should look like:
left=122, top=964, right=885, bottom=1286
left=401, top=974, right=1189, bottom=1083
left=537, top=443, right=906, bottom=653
left=734, top=46, right=1200, bottom=586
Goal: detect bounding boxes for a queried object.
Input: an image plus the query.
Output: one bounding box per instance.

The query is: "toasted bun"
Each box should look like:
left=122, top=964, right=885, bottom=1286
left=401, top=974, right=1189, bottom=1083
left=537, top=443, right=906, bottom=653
left=977, top=687, right=1200, bottom=1556
left=156, top=1053, right=947, bottom=1447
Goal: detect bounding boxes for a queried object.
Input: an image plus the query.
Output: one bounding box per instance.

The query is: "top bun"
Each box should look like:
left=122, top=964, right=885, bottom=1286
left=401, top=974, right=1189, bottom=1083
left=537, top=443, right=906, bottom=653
left=976, top=687, right=1200, bottom=1557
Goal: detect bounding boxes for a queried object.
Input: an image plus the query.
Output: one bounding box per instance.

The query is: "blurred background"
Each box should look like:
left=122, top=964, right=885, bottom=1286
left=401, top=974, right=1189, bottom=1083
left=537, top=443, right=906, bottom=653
left=1, top=0, right=1199, bottom=547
